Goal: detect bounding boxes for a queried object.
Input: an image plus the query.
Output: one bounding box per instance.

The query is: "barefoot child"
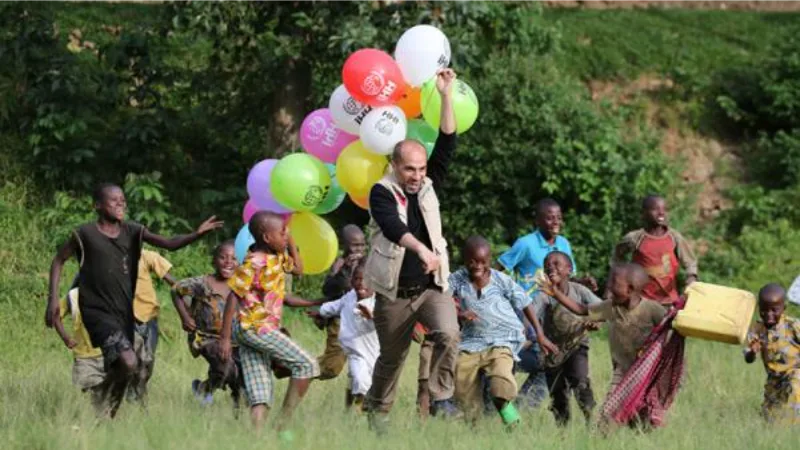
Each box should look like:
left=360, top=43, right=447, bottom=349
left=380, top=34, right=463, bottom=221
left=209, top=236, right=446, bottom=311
left=129, top=249, right=176, bottom=402
left=52, top=287, right=107, bottom=412
left=744, top=283, right=800, bottom=424
left=219, top=211, right=321, bottom=433
left=172, top=240, right=243, bottom=408
left=46, top=183, right=223, bottom=418
left=452, top=236, right=558, bottom=427
left=611, top=195, right=698, bottom=305
left=498, top=198, right=595, bottom=408
left=535, top=251, right=601, bottom=426
left=316, top=225, right=367, bottom=407
left=314, top=261, right=378, bottom=411
left=546, top=263, right=672, bottom=428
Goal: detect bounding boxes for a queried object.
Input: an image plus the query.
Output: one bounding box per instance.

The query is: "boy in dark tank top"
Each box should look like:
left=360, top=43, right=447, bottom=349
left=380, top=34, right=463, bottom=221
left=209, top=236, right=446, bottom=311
left=47, top=182, right=222, bottom=418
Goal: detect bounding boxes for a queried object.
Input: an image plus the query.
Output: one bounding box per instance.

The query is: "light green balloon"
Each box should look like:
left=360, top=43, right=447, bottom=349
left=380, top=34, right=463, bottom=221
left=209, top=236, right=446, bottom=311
left=421, top=78, right=479, bottom=134
left=406, top=119, right=438, bottom=159
left=270, top=153, right=331, bottom=212
left=313, top=164, right=346, bottom=215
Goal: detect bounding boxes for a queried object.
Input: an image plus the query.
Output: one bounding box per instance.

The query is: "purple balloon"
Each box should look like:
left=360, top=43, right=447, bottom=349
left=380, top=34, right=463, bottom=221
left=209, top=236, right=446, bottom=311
left=246, top=159, right=292, bottom=214
left=300, top=108, right=358, bottom=164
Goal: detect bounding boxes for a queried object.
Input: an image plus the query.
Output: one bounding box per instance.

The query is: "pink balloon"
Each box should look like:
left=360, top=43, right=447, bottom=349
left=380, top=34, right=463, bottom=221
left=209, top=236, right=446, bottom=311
left=242, top=199, right=259, bottom=224
left=246, top=159, right=292, bottom=214
left=300, top=108, right=357, bottom=164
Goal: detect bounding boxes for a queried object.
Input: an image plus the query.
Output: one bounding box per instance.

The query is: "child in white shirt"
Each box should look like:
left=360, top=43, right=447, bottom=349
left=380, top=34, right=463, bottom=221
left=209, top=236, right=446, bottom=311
left=317, top=263, right=378, bottom=410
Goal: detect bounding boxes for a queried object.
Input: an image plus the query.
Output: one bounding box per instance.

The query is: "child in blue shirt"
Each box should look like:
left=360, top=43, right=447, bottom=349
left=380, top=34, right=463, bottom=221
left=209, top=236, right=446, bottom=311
left=498, top=198, right=595, bottom=408
left=451, top=236, right=557, bottom=427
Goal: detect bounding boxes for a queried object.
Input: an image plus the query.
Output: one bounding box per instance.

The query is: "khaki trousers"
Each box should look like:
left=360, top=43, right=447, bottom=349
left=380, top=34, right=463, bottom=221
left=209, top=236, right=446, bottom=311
left=455, top=347, right=517, bottom=420
left=366, top=289, right=459, bottom=413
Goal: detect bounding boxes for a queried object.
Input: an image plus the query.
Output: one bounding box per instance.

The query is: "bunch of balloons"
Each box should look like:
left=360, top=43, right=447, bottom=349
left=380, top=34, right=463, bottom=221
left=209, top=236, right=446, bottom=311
left=236, top=25, right=480, bottom=275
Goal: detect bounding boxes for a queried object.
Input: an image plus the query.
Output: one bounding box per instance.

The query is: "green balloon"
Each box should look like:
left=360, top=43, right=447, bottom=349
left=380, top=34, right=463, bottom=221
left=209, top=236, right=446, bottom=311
left=421, top=78, right=479, bottom=134
left=406, top=119, right=438, bottom=159
left=270, top=153, right=331, bottom=212
left=313, top=163, right=346, bottom=215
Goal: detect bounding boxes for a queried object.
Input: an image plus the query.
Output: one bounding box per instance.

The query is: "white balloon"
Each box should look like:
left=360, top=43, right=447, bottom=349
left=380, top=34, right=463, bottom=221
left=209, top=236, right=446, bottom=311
left=394, top=25, right=451, bottom=87
left=359, top=106, right=407, bottom=156
left=328, top=84, right=373, bottom=135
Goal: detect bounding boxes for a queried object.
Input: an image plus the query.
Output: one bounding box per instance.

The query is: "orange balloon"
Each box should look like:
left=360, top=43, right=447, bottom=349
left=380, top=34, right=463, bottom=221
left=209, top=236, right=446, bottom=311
left=350, top=194, right=370, bottom=210
left=396, top=85, right=422, bottom=118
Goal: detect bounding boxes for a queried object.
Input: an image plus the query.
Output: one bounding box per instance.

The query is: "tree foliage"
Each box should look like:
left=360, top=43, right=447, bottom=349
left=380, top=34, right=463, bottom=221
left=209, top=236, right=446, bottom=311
left=1, top=2, right=677, bottom=279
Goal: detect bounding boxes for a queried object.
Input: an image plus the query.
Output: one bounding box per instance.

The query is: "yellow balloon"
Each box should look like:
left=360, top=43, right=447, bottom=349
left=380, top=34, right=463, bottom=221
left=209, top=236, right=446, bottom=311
left=289, top=212, right=338, bottom=275
left=336, top=140, right=388, bottom=199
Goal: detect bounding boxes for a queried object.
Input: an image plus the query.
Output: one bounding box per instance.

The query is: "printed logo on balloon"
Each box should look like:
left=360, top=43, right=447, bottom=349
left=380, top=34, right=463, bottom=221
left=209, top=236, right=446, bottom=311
left=361, top=71, right=385, bottom=96
left=303, top=185, right=327, bottom=208
left=343, top=97, right=362, bottom=116
left=306, top=116, right=327, bottom=141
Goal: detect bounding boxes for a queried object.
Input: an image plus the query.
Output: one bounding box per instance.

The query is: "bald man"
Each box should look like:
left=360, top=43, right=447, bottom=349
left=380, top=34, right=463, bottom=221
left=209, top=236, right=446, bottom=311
left=363, top=69, right=461, bottom=428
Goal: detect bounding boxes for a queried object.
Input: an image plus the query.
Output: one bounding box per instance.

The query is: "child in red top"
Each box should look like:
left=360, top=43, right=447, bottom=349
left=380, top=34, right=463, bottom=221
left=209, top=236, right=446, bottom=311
left=611, top=195, right=698, bottom=304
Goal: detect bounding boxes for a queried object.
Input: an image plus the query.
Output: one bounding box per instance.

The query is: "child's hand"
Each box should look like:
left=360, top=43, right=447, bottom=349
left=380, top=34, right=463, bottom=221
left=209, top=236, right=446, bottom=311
left=45, top=301, right=60, bottom=328
left=218, top=338, right=232, bottom=362
left=539, top=273, right=555, bottom=296
left=306, top=310, right=326, bottom=330
left=584, top=321, right=601, bottom=332
left=63, top=337, right=77, bottom=349
left=460, top=310, right=479, bottom=322
left=537, top=335, right=559, bottom=356
left=748, top=338, right=762, bottom=354
left=181, top=317, right=197, bottom=333
left=356, top=303, right=374, bottom=320
left=574, top=276, right=599, bottom=293
left=196, top=216, right=224, bottom=235
left=344, top=253, right=363, bottom=268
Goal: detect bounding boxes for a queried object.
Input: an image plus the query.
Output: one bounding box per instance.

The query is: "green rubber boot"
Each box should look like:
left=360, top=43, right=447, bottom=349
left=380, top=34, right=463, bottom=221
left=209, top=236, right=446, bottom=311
left=499, top=402, right=521, bottom=427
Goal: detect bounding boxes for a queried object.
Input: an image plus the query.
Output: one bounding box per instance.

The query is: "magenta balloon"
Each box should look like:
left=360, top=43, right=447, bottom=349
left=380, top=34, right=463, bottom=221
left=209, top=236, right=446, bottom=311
left=246, top=159, right=292, bottom=214
left=242, top=199, right=259, bottom=224
left=300, top=108, right=358, bottom=164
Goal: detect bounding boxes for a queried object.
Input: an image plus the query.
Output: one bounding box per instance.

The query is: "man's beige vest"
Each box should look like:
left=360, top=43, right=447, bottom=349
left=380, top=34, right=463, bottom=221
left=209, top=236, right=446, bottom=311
left=364, top=172, right=449, bottom=300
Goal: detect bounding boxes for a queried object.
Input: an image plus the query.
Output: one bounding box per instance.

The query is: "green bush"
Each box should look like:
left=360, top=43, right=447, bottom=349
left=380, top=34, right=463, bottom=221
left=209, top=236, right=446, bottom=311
left=442, top=53, right=675, bottom=275
left=0, top=2, right=686, bottom=283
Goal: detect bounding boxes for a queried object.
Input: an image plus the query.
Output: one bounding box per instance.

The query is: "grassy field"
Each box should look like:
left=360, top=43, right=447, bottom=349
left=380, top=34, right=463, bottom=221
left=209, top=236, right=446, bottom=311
left=544, top=8, right=797, bottom=82
left=2, top=183, right=800, bottom=449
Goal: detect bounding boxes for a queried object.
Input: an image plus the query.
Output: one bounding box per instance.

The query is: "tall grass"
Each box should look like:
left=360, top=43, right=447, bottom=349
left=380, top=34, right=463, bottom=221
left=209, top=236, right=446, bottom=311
left=2, top=182, right=799, bottom=449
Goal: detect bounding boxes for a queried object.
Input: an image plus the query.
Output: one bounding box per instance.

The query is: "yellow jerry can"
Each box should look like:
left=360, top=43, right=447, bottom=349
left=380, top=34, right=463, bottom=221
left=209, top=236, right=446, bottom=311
left=673, top=282, right=756, bottom=345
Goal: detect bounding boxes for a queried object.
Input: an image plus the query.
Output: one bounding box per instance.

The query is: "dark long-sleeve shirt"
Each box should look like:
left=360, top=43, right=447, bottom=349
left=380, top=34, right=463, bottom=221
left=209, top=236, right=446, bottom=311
left=321, top=259, right=354, bottom=301
left=369, top=131, right=456, bottom=289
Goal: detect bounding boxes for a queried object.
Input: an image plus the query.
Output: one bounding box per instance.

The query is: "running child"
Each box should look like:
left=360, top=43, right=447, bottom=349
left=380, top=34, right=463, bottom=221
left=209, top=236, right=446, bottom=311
left=129, top=249, right=176, bottom=402
left=52, top=287, right=107, bottom=413
left=172, top=240, right=243, bottom=409
left=611, top=195, right=698, bottom=305
left=535, top=251, right=601, bottom=426
left=315, top=224, right=367, bottom=407
left=313, top=261, right=378, bottom=411
left=451, top=236, right=558, bottom=427
left=219, top=211, right=321, bottom=434
left=46, top=182, right=222, bottom=418
left=498, top=198, right=596, bottom=407
left=744, top=283, right=800, bottom=424
left=545, top=263, right=666, bottom=390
